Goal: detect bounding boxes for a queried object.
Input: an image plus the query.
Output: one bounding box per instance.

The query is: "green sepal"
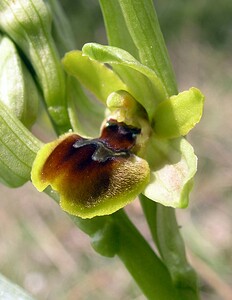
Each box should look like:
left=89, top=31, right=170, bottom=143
left=66, top=76, right=105, bottom=137
left=0, top=34, right=39, bottom=128
left=154, top=88, right=205, bottom=138
left=0, top=102, right=42, bottom=187
left=82, top=43, right=168, bottom=120
left=62, top=50, right=128, bottom=103
left=143, top=135, right=197, bottom=208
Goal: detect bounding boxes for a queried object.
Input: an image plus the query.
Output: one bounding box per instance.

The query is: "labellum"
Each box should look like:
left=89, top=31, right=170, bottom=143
left=31, top=119, right=150, bottom=218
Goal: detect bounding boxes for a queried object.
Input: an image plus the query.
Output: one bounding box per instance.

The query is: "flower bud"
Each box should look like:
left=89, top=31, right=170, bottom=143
left=0, top=35, right=39, bottom=128
left=0, top=0, right=71, bottom=133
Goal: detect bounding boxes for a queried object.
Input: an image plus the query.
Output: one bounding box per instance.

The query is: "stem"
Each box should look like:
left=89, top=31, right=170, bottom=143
left=140, top=195, right=200, bottom=300
left=113, top=210, right=178, bottom=300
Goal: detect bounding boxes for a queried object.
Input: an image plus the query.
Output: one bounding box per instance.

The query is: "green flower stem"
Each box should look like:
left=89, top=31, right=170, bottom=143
left=113, top=210, right=177, bottom=300
left=140, top=195, right=200, bottom=300
left=118, top=0, right=178, bottom=96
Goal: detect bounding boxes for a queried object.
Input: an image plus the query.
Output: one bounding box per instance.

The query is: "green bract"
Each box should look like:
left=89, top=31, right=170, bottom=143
left=154, top=88, right=204, bottom=139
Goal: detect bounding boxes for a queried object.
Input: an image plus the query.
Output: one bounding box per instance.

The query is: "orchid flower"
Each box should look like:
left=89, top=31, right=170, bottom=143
left=0, top=0, right=204, bottom=220
left=31, top=44, right=204, bottom=219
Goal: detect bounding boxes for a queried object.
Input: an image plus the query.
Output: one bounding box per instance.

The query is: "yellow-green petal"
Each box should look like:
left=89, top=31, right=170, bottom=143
left=154, top=87, right=205, bottom=139
left=62, top=50, right=128, bottom=103
left=143, top=135, right=197, bottom=208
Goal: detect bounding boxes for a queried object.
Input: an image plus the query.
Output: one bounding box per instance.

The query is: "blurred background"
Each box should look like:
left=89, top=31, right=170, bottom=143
left=1, top=0, right=232, bottom=299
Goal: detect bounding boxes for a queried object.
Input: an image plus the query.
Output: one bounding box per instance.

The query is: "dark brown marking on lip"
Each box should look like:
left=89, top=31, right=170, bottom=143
left=100, top=119, right=141, bottom=151
left=41, top=134, right=124, bottom=206
left=41, top=135, right=83, bottom=178
left=73, top=139, right=129, bottom=163
left=41, top=120, right=141, bottom=206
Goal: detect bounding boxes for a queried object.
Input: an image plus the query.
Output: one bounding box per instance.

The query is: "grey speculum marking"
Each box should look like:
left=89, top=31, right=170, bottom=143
left=73, top=139, right=129, bottom=163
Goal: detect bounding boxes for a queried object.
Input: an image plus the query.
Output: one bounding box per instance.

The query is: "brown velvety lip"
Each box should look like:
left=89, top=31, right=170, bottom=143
left=40, top=120, right=141, bottom=206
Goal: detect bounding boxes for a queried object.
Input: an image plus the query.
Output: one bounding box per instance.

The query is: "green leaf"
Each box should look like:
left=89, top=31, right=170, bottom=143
left=82, top=43, right=168, bottom=120
left=62, top=50, right=128, bottom=103
left=143, top=135, right=197, bottom=208
left=0, top=274, right=34, bottom=300
left=154, top=87, right=205, bottom=138
left=0, top=102, right=42, bottom=187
